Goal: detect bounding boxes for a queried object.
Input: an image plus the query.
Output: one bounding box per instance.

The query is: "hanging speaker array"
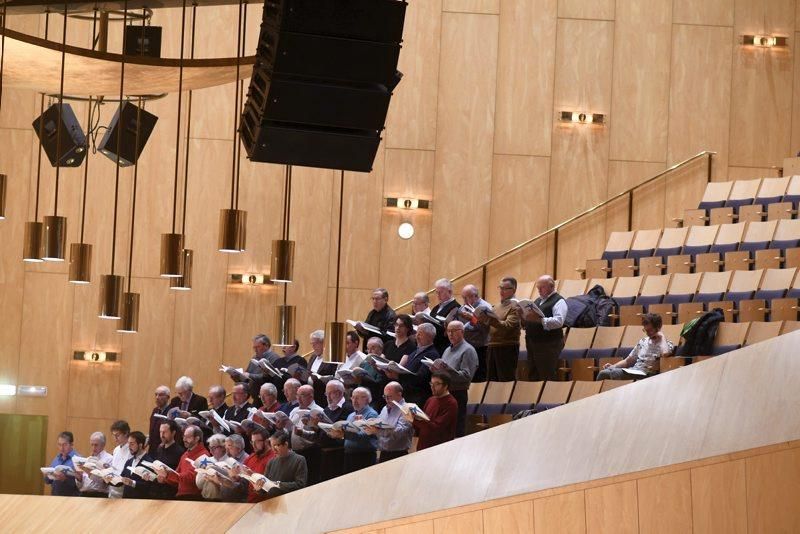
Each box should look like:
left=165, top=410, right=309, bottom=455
left=240, top=0, right=408, bottom=172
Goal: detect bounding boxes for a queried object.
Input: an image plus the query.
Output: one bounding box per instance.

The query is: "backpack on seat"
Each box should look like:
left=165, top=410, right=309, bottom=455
left=565, top=284, right=618, bottom=328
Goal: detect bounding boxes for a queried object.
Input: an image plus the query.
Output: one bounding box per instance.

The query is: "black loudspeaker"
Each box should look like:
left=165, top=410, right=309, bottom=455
left=31, top=103, right=87, bottom=167
left=98, top=102, right=158, bottom=167
left=124, top=25, right=163, bottom=58
left=240, top=0, right=407, bottom=172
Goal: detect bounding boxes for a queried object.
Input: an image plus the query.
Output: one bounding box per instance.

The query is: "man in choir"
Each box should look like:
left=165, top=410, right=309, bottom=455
left=279, top=378, right=301, bottom=416
left=339, top=387, right=378, bottom=473
left=356, top=337, right=390, bottom=411
left=342, top=330, right=366, bottom=372
left=45, top=431, right=80, bottom=496
left=149, top=420, right=184, bottom=500
left=429, top=278, right=460, bottom=354
left=459, top=284, right=491, bottom=381
left=523, top=275, right=567, bottom=381
left=157, top=424, right=209, bottom=500
left=412, top=291, right=431, bottom=315
left=225, top=383, right=253, bottom=423
left=597, top=313, right=673, bottom=380
left=262, top=431, right=307, bottom=499
left=392, top=322, right=437, bottom=407
left=384, top=314, right=417, bottom=363
left=195, top=433, right=229, bottom=501
left=108, top=420, right=132, bottom=498
left=76, top=432, right=114, bottom=497
left=235, top=428, right=276, bottom=503
left=148, top=385, right=171, bottom=452
left=359, top=287, right=397, bottom=349
left=225, top=434, right=249, bottom=465
left=478, top=277, right=522, bottom=381
left=311, top=379, right=353, bottom=481
left=269, top=340, right=307, bottom=400
left=307, top=330, right=329, bottom=406
left=257, top=382, right=281, bottom=415
left=241, top=334, right=280, bottom=403
left=169, top=376, right=209, bottom=417
left=364, top=382, right=414, bottom=462
left=433, top=321, right=478, bottom=437
left=205, top=385, right=229, bottom=436
left=118, top=431, right=153, bottom=499
left=289, top=385, right=323, bottom=485
left=406, top=372, right=458, bottom=451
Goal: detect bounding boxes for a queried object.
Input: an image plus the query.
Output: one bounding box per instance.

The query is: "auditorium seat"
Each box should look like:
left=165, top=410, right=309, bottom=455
left=696, top=222, right=745, bottom=272
left=662, top=273, right=702, bottom=323
left=670, top=224, right=719, bottom=273
left=607, top=229, right=663, bottom=278
left=623, top=274, right=671, bottom=324
left=474, top=381, right=516, bottom=430
left=584, top=231, right=635, bottom=278
left=681, top=208, right=708, bottom=227
left=575, top=326, right=625, bottom=381
left=503, top=380, right=543, bottom=414
left=600, top=379, right=633, bottom=392
left=781, top=320, right=800, bottom=334
left=724, top=178, right=761, bottom=211
left=659, top=356, right=686, bottom=373
left=615, top=325, right=644, bottom=358
left=707, top=269, right=764, bottom=322
left=567, top=381, right=602, bottom=402
left=558, top=328, right=596, bottom=380
left=535, top=380, right=573, bottom=410
left=609, top=276, right=644, bottom=325
left=694, top=270, right=732, bottom=304
left=466, top=382, right=487, bottom=415
left=588, top=277, right=617, bottom=297
left=731, top=220, right=778, bottom=270
left=698, top=180, right=734, bottom=211
left=755, top=176, right=790, bottom=209
left=780, top=174, right=800, bottom=211
left=767, top=176, right=799, bottom=219
left=661, top=323, right=685, bottom=347
left=558, top=278, right=589, bottom=299
left=738, top=267, right=797, bottom=322
left=652, top=227, right=689, bottom=275
left=770, top=270, right=800, bottom=321
left=709, top=321, right=750, bottom=356
left=743, top=321, right=783, bottom=346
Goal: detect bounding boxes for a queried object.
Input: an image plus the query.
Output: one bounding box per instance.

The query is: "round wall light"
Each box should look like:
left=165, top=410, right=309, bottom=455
left=398, top=222, right=415, bottom=239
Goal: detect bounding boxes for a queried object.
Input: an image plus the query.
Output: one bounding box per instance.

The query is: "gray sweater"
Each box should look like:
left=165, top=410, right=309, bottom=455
left=440, top=340, right=478, bottom=391
left=264, top=451, right=307, bottom=498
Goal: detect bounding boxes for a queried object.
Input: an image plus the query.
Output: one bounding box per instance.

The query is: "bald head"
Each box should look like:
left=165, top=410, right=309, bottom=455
left=297, top=385, right=315, bottom=408
left=535, top=275, right=556, bottom=298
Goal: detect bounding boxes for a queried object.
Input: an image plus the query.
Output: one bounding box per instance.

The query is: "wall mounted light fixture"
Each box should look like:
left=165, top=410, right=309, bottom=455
left=73, top=351, right=118, bottom=363
left=741, top=35, right=787, bottom=48
left=229, top=273, right=271, bottom=285
left=560, top=111, right=605, bottom=125
left=17, top=385, right=47, bottom=397
left=384, top=197, right=431, bottom=210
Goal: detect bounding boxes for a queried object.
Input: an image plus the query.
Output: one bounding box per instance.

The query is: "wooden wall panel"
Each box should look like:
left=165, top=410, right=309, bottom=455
left=222, top=287, right=278, bottom=374
left=609, top=0, right=672, bottom=163
left=433, top=510, right=483, bottom=533
left=67, top=361, right=121, bottom=420
left=608, top=161, right=666, bottom=198
left=533, top=491, right=586, bottom=534
left=673, top=0, right=734, bottom=26
left=549, top=19, right=614, bottom=227
left=443, top=0, right=499, bottom=14
left=489, top=155, right=550, bottom=255
left=668, top=25, right=733, bottom=182
left=662, top=159, right=710, bottom=225
left=585, top=480, right=638, bottom=534
left=485, top=239, right=550, bottom=290
left=384, top=0, right=442, bottom=150
left=494, top=0, right=557, bottom=156
left=65, top=416, right=117, bottom=459
left=727, top=166, right=780, bottom=181
left=793, top=31, right=800, bottom=157
left=729, top=0, right=794, bottom=167
left=430, top=13, right=498, bottom=279
left=385, top=522, right=433, bottom=534
left=482, top=501, right=533, bottom=533
left=745, top=447, right=800, bottom=533
left=326, top=288, right=374, bottom=326
left=558, top=0, right=614, bottom=20
left=637, top=471, right=693, bottom=534
left=691, top=459, right=747, bottom=534
left=556, top=208, right=608, bottom=279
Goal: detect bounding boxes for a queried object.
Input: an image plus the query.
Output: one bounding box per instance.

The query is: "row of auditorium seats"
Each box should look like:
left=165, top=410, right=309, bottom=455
left=686, top=176, right=800, bottom=226
left=584, top=219, right=800, bottom=278
left=557, top=269, right=800, bottom=324
left=464, top=379, right=632, bottom=433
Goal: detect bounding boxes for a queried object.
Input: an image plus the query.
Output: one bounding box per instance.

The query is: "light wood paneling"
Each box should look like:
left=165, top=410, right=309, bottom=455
left=384, top=0, right=442, bottom=150
left=609, top=0, right=672, bottom=162
left=586, top=480, right=638, bottom=534
left=637, top=471, right=693, bottom=534
left=608, top=160, right=667, bottom=198
left=556, top=208, right=608, bottom=279
left=668, top=25, right=733, bottom=181
left=386, top=522, right=433, bottom=534
left=691, top=459, right=747, bottom=534
left=222, top=286, right=278, bottom=378
left=430, top=12, right=498, bottom=278
left=490, top=155, right=550, bottom=254
left=443, top=0, right=499, bottom=14
left=67, top=361, right=121, bottom=420
left=433, top=510, right=483, bottom=533
left=534, top=491, right=586, bottom=534
left=482, top=501, right=533, bottom=533
left=558, top=0, right=614, bottom=20
left=789, top=32, right=800, bottom=157
left=549, top=19, right=614, bottom=227
left=673, top=0, right=734, bottom=26
left=485, top=238, right=551, bottom=292
left=494, top=0, right=557, bottom=156
left=326, top=288, right=375, bottom=326
left=609, top=161, right=668, bottom=231
left=729, top=0, right=794, bottom=167
left=65, top=416, right=116, bottom=460
left=727, top=166, right=780, bottom=182
left=745, top=447, right=800, bottom=533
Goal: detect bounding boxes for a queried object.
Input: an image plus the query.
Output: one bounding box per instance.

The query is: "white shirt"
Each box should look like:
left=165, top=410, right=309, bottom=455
left=310, top=354, right=324, bottom=373
left=78, top=450, right=114, bottom=494
left=541, top=295, right=568, bottom=331
left=290, top=402, right=322, bottom=450
left=108, top=442, right=132, bottom=498
left=341, top=351, right=365, bottom=371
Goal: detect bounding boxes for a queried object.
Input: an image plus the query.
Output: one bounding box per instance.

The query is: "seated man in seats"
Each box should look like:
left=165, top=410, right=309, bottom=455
left=596, top=313, right=674, bottom=380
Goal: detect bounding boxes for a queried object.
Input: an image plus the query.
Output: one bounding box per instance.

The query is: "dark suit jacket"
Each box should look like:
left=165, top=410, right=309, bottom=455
left=225, top=402, right=253, bottom=423
left=430, top=300, right=461, bottom=354
left=317, top=401, right=354, bottom=449
left=121, top=453, right=154, bottom=499
left=168, top=393, right=209, bottom=417
left=148, top=405, right=170, bottom=452
left=400, top=344, right=439, bottom=407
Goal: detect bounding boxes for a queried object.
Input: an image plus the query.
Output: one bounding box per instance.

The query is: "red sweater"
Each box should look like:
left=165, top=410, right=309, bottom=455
left=166, top=444, right=209, bottom=497
left=414, top=393, right=458, bottom=451
left=244, top=449, right=276, bottom=503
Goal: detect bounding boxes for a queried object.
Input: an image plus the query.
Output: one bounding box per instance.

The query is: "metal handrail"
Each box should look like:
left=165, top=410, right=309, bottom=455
left=392, top=150, right=716, bottom=311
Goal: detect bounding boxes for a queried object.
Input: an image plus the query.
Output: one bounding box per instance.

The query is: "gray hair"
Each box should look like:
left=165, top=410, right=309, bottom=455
left=284, top=378, right=301, bottom=390
left=536, top=275, right=556, bottom=289
left=461, top=284, right=479, bottom=297
left=447, top=320, right=465, bottom=331
left=413, top=291, right=429, bottom=304
left=434, top=278, right=453, bottom=291
left=417, top=323, right=436, bottom=338
left=226, top=434, right=245, bottom=450
left=89, top=431, right=106, bottom=445
left=326, top=379, right=345, bottom=393
left=184, top=425, right=202, bottom=439
left=260, top=382, right=278, bottom=397
left=155, top=385, right=170, bottom=396
left=175, top=376, right=194, bottom=391
left=366, top=337, right=384, bottom=349
left=253, top=334, right=271, bottom=347
left=310, top=330, right=325, bottom=343
left=207, top=433, right=227, bottom=449
left=209, top=385, right=226, bottom=398
left=352, top=386, right=372, bottom=403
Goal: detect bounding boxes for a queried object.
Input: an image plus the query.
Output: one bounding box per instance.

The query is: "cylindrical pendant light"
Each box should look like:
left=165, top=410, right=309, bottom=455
left=99, top=274, right=124, bottom=319
left=0, top=4, right=8, bottom=220
left=326, top=321, right=347, bottom=363
left=328, top=169, right=347, bottom=363
left=0, top=174, right=6, bottom=220
left=160, top=232, right=184, bottom=277
left=117, top=291, right=140, bottom=333
left=22, top=221, right=44, bottom=262
left=219, top=0, right=247, bottom=254
left=69, top=242, right=92, bottom=284
left=270, top=239, right=294, bottom=283
left=274, top=304, right=296, bottom=348
left=42, top=215, right=67, bottom=261
left=169, top=248, right=193, bottom=290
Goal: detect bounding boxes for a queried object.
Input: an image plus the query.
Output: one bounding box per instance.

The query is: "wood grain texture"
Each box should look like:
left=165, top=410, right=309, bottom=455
left=433, top=510, right=483, bottom=533
left=668, top=25, right=733, bottom=182
left=482, top=500, right=533, bottom=533
left=533, top=491, right=586, bottom=534
left=67, top=361, right=121, bottom=420
left=558, top=0, right=614, bottom=20
left=609, top=0, right=672, bottom=163
left=637, top=471, right=693, bottom=534
left=745, top=447, right=800, bottom=534
left=443, top=0, right=499, bottom=14
left=673, top=0, right=733, bottom=25
left=691, top=459, right=747, bottom=534
left=430, top=12, right=498, bottom=278
left=494, top=0, right=557, bottom=156
left=585, top=480, right=638, bottom=534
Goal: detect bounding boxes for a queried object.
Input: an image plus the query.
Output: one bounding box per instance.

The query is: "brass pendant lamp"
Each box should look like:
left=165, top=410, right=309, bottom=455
left=271, top=165, right=295, bottom=283
left=327, top=170, right=347, bottom=363
left=0, top=3, right=8, bottom=220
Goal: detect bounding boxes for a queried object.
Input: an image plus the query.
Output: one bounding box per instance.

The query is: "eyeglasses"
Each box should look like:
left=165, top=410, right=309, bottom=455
left=498, top=286, right=514, bottom=290
left=429, top=382, right=444, bottom=387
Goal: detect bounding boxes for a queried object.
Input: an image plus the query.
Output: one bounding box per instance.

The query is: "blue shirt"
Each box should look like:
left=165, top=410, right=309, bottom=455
left=343, top=406, right=379, bottom=452
left=46, top=449, right=81, bottom=496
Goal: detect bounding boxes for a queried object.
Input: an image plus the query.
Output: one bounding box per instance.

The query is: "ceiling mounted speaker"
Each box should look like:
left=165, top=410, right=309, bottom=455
left=68, top=242, right=92, bottom=284
left=22, top=221, right=44, bottom=262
